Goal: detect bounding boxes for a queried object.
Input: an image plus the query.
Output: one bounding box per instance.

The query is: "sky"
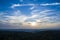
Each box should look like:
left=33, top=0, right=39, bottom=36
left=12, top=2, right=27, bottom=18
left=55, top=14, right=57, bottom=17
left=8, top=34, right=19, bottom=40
left=0, top=0, right=60, bottom=29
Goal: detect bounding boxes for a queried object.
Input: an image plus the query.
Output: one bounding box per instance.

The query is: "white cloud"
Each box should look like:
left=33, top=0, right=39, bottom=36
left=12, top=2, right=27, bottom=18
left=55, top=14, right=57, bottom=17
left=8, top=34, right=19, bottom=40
left=30, top=9, right=60, bottom=24
left=0, top=9, right=60, bottom=29
left=30, top=6, right=35, bottom=10
left=11, top=4, right=36, bottom=8
left=40, top=3, right=60, bottom=6
left=40, top=10, right=52, bottom=13
left=0, top=9, right=56, bottom=24
left=31, top=14, right=38, bottom=18
left=1, top=10, right=47, bottom=24
left=31, top=9, right=52, bottom=18
left=12, top=10, right=21, bottom=16
left=0, top=10, right=27, bottom=24
left=11, top=4, right=21, bottom=8
left=30, top=5, right=37, bottom=10
left=31, top=10, right=39, bottom=14
left=6, top=12, right=27, bottom=23
left=10, top=2, right=60, bottom=8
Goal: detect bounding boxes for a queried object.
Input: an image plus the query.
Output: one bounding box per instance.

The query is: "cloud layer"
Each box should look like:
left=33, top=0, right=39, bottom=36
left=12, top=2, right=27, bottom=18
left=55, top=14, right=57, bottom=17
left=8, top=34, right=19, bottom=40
left=0, top=1, right=60, bottom=29
left=0, top=9, right=60, bottom=29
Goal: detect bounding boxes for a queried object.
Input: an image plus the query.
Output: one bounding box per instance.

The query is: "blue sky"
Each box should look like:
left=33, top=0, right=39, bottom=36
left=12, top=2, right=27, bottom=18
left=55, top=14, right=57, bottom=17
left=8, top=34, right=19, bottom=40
left=0, top=0, right=60, bottom=29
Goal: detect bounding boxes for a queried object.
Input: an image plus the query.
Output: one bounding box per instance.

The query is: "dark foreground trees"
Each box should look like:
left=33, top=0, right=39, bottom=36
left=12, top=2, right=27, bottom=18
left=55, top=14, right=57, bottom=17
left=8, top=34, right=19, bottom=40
left=0, top=30, right=60, bottom=40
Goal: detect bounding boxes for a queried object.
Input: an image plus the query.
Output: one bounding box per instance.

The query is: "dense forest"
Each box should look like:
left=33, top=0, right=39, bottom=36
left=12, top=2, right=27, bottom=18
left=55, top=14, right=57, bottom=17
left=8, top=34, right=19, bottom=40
left=0, top=30, right=60, bottom=40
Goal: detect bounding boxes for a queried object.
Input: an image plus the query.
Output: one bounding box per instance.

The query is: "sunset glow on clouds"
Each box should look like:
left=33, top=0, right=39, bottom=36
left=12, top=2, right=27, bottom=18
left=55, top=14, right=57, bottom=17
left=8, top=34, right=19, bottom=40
left=0, top=0, right=60, bottom=29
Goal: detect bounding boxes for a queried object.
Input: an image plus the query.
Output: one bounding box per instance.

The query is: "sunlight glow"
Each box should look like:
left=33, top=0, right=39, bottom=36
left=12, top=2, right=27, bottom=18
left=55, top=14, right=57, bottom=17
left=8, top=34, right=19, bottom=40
left=31, top=22, right=37, bottom=26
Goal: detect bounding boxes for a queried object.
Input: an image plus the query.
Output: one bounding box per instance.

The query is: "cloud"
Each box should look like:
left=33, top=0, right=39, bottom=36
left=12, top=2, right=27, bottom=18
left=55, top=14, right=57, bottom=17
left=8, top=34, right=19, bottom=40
left=0, top=10, right=30, bottom=29
left=40, top=10, right=52, bottom=13
left=38, top=22, right=60, bottom=29
left=0, top=10, right=27, bottom=24
left=0, top=9, right=60, bottom=29
left=40, top=3, right=60, bottom=6
left=11, top=4, right=22, bottom=8
left=31, top=10, right=40, bottom=14
left=30, top=9, right=60, bottom=23
left=31, top=9, right=53, bottom=18
left=11, top=4, right=36, bottom=8
left=30, top=5, right=37, bottom=10
left=10, top=2, right=60, bottom=8
left=30, top=6, right=35, bottom=10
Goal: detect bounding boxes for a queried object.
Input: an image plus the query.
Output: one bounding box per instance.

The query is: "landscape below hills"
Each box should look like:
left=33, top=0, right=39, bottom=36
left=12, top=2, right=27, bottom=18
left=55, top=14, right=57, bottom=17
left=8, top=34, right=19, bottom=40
left=0, top=29, right=60, bottom=40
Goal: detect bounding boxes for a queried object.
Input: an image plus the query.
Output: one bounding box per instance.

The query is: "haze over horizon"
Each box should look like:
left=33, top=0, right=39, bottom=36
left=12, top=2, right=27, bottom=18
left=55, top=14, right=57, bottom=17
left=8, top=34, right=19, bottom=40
left=0, top=0, right=60, bottom=29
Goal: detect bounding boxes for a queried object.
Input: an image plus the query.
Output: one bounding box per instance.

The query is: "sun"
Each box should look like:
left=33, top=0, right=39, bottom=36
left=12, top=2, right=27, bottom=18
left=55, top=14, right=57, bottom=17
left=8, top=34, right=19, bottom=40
left=31, top=22, right=36, bottom=26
